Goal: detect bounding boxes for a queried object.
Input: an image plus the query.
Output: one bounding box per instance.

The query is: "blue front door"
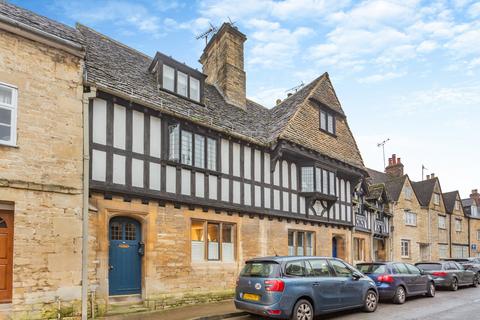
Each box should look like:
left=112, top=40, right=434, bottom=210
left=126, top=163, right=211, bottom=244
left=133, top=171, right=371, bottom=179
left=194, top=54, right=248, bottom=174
left=332, top=237, right=337, bottom=258
left=109, top=217, right=142, bottom=295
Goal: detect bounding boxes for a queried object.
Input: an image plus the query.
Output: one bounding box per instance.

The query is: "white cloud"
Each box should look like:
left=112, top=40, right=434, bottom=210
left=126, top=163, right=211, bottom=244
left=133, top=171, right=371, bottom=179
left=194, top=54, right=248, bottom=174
left=357, top=71, right=406, bottom=84
left=469, top=2, right=480, bottom=17
left=246, top=19, right=313, bottom=68
left=416, top=40, right=438, bottom=53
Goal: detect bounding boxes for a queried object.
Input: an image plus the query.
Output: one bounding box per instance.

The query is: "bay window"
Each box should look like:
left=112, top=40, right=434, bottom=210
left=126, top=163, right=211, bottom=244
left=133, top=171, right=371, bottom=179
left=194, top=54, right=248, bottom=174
left=300, top=166, right=336, bottom=195
left=0, top=83, right=17, bottom=146
left=191, top=219, right=236, bottom=262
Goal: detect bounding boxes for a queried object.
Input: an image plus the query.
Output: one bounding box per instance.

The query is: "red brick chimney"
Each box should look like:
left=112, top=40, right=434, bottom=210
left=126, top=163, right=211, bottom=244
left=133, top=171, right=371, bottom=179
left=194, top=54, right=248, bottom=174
left=471, top=189, right=480, bottom=206
left=385, top=154, right=404, bottom=178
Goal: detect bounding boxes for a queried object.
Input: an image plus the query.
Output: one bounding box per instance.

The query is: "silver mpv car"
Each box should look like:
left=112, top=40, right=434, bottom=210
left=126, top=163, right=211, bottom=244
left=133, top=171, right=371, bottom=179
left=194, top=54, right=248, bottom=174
left=235, top=256, right=378, bottom=320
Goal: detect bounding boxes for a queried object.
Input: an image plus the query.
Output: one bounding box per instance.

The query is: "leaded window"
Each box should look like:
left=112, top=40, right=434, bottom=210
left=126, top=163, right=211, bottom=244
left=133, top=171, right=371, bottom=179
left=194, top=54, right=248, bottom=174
left=181, top=130, right=192, bottom=165
left=194, top=134, right=205, bottom=168
left=168, top=124, right=180, bottom=161
left=207, top=138, right=217, bottom=171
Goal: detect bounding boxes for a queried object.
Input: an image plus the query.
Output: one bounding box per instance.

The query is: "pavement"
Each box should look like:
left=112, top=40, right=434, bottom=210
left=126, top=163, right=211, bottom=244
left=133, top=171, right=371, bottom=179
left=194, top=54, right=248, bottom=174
left=105, top=286, right=480, bottom=320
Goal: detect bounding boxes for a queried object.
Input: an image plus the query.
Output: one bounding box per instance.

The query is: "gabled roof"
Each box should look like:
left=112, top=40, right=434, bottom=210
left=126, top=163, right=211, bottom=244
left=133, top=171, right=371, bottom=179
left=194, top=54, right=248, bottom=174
left=366, top=168, right=407, bottom=202
left=443, top=191, right=460, bottom=214
left=0, top=2, right=83, bottom=45
left=412, top=178, right=438, bottom=207
left=76, top=24, right=365, bottom=170
left=462, top=198, right=473, bottom=207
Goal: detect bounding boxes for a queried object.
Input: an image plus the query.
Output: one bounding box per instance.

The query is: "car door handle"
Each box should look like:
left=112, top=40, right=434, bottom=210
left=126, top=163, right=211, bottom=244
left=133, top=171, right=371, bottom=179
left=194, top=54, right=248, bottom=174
left=313, top=282, right=321, bottom=286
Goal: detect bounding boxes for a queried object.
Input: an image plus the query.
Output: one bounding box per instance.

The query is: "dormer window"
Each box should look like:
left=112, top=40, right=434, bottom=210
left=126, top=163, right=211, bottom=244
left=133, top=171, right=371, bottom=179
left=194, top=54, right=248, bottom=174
left=150, top=52, right=206, bottom=104
left=319, top=109, right=335, bottom=135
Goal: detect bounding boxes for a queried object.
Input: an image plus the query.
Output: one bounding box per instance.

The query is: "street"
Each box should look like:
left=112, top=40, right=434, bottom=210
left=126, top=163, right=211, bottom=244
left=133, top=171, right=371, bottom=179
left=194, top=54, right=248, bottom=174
left=230, top=287, right=480, bottom=320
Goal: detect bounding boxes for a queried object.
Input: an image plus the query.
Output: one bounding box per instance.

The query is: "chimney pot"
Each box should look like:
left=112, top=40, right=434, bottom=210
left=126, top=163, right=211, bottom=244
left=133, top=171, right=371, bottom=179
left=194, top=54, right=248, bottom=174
left=472, top=189, right=478, bottom=194
left=276, top=99, right=282, bottom=105
left=385, top=153, right=404, bottom=177
left=426, top=174, right=430, bottom=180
left=431, top=173, right=435, bottom=178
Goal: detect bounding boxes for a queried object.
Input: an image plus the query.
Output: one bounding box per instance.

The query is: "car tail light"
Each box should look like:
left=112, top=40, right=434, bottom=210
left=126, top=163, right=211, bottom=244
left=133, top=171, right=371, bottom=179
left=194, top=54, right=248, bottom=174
left=432, top=272, right=448, bottom=277
left=264, top=279, right=285, bottom=292
left=377, top=274, right=394, bottom=283
left=267, top=310, right=282, bottom=315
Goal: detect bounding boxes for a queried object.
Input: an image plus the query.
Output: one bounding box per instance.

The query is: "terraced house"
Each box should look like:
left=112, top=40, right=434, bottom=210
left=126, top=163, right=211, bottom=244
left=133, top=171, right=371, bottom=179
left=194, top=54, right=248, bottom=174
left=443, top=190, right=469, bottom=258
left=463, top=190, right=480, bottom=257
left=0, top=2, right=85, bottom=319
left=82, top=21, right=371, bottom=312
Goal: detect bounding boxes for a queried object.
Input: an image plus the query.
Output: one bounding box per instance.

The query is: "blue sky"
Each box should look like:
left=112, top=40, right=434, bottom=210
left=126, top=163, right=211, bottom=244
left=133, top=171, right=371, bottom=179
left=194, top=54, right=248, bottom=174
left=12, top=0, right=480, bottom=197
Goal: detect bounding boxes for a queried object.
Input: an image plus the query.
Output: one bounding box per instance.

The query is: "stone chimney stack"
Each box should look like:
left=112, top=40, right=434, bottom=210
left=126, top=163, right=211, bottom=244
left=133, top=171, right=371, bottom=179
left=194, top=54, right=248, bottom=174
left=200, top=23, right=247, bottom=109
left=385, top=154, right=404, bottom=178
left=471, top=189, right=480, bottom=205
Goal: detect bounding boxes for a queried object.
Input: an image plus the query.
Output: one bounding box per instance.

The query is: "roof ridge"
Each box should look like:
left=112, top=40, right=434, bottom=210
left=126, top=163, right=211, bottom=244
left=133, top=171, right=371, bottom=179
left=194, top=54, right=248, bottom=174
left=76, top=23, right=152, bottom=60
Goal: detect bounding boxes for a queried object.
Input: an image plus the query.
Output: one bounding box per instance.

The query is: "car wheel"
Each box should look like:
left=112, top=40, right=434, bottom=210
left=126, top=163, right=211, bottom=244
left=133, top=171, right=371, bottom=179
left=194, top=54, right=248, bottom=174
left=472, top=275, right=479, bottom=288
left=363, top=290, right=378, bottom=312
left=426, top=282, right=435, bottom=297
left=291, top=299, right=313, bottom=320
left=450, top=278, right=458, bottom=291
left=393, top=286, right=406, bottom=304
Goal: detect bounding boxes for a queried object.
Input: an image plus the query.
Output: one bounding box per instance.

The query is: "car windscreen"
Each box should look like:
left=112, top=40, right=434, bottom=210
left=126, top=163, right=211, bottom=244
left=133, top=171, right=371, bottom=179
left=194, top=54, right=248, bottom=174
left=416, top=263, right=442, bottom=271
left=356, top=264, right=387, bottom=274
left=240, top=261, right=281, bottom=278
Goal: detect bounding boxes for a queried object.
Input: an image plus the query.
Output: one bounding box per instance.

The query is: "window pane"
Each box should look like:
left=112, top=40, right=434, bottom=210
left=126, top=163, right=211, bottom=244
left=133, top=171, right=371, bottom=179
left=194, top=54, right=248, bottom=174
left=191, top=220, right=204, bottom=261
left=207, top=223, right=220, bottom=260
left=222, top=224, right=234, bottom=262
left=297, top=232, right=304, bottom=256
left=327, top=114, right=334, bottom=133
left=308, top=259, right=331, bottom=277
left=315, top=168, right=321, bottom=192
left=329, top=172, right=335, bottom=195
left=306, top=233, right=314, bottom=256
left=181, top=130, right=193, bottom=165
left=0, top=108, right=11, bottom=125
left=125, top=223, right=136, bottom=240
left=0, top=86, right=12, bottom=105
left=177, top=71, right=188, bottom=96
left=322, top=170, right=328, bottom=194
left=168, top=124, right=180, bottom=161
left=190, top=77, right=200, bottom=102
left=330, top=260, right=352, bottom=277
left=163, top=64, right=175, bottom=91
left=301, top=167, right=314, bottom=192
left=320, top=110, right=326, bottom=130
left=194, top=134, right=205, bottom=168
left=288, top=231, right=295, bottom=256
left=0, top=124, right=11, bottom=142
left=285, top=261, right=305, bottom=277
left=207, top=138, right=217, bottom=170
left=110, top=222, right=122, bottom=240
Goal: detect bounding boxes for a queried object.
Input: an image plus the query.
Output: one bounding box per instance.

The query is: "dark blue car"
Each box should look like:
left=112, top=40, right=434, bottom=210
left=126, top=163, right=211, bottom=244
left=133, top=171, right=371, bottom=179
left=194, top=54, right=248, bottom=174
left=356, top=262, right=435, bottom=304
left=235, top=256, right=378, bottom=320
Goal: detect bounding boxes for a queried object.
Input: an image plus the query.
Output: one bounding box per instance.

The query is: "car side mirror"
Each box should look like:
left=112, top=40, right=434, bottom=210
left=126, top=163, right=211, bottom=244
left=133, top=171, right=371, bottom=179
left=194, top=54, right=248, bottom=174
left=420, top=270, right=426, bottom=275
left=352, top=272, right=362, bottom=280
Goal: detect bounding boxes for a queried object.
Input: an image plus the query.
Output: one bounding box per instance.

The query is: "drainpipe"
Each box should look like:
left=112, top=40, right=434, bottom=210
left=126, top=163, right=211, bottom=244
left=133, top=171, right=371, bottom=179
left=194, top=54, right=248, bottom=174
left=449, top=213, right=452, bottom=258
left=82, top=86, right=97, bottom=320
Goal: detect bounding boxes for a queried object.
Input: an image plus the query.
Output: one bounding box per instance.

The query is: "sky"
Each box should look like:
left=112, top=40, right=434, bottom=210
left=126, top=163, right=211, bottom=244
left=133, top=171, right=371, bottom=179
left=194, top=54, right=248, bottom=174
left=11, top=0, right=480, bottom=198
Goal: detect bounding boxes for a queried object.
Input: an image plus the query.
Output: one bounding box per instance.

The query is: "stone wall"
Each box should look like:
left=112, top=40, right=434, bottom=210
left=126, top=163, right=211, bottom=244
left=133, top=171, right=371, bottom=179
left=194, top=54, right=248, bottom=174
left=0, top=29, right=84, bottom=319
left=469, top=218, right=480, bottom=257
left=390, top=178, right=427, bottom=262
left=88, top=194, right=352, bottom=314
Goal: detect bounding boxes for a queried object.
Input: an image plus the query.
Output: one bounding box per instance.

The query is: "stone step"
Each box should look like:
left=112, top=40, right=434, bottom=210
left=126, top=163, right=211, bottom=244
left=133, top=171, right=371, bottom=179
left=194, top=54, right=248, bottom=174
left=109, top=294, right=143, bottom=305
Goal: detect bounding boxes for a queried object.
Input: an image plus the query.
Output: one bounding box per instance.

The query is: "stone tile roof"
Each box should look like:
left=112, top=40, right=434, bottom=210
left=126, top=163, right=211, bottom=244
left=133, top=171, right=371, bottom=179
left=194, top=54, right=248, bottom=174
left=443, top=191, right=459, bottom=213
left=77, top=24, right=365, bottom=170
left=367, top=184, right=386, bottom=201
left=0, top=2, right=83, bottom=44
left=366, top=168, right=406, bottom=201
left=412, top=178, right=437, bottom=207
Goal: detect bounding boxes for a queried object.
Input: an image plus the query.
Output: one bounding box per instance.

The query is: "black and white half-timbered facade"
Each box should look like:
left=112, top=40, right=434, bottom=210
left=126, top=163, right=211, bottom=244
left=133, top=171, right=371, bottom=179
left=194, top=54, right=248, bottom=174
left=80, top=22, right=373, bottom=309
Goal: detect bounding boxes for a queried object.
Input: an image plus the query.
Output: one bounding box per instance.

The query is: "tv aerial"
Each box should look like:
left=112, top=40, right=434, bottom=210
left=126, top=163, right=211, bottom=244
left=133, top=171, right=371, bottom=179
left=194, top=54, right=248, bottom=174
left=285, top=82, right=305, bottom=95
left=195, top=22, right=218, bottom=46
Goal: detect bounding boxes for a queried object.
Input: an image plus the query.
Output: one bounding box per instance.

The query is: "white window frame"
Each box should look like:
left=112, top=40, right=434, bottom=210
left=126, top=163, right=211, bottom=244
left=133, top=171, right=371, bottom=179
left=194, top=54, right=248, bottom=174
left=162, top=64, right=175, bottom=92
left=404, top=186, right=413, bottom=200
left=401, top=239, right=410, bottom=257
left=455, top=219, right=462, bottom=232
left=455, top=200, right=460, bottom=211
left=190, top=77, right=200, bottom=102
left=438, top=215, right=446, bottom=229
left=404, top=211, right=417, bottom=226
left=177, top=71, right=188, bottom=97
left=433, top=193, right=440, bottom=205
left=0, top=82, right=18, bottom=146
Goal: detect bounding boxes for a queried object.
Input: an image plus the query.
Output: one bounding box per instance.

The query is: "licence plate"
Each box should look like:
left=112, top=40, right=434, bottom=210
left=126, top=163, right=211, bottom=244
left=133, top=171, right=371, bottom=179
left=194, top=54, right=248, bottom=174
left=243, top=293, right=260, bottom=301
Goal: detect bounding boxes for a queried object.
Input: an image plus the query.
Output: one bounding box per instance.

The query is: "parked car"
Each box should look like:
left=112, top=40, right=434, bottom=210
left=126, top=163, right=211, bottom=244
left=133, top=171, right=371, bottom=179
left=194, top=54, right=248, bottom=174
left=415, top=261, right=479, bottom=290
left=356, top=262, right=435, bottom=304
left=441, top=258, right=480, bottom=275
left=235, top=256, right=378, bottom=320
